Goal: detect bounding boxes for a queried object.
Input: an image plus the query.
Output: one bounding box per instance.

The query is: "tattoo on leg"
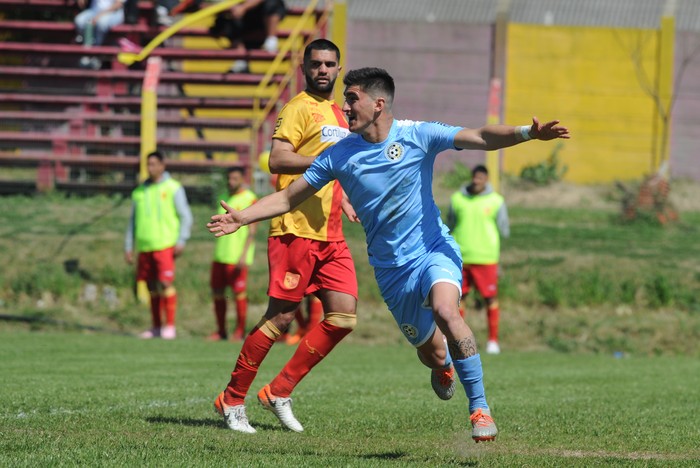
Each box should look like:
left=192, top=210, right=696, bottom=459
left=447, top=337, right=477, bottom=359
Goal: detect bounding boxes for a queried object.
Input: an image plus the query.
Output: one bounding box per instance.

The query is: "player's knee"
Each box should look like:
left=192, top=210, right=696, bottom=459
left=324, top=312, right=356, bottom=330
left=162, top=285, right=176, bottom=297
left=433, top=302, right=460, bottom=323
left=255, top=317, right=283, bottom=340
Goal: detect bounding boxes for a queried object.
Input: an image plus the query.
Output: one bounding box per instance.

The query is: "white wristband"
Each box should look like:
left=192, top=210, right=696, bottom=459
left=517, top=125, right=532, bottom=141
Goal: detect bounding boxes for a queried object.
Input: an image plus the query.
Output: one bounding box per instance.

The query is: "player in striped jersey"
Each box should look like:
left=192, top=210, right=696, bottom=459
left=213, top=39, right=359, bottom=434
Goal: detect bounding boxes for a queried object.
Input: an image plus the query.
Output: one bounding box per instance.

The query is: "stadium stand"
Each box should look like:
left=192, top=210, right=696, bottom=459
left=0, top=0, right=328, bottom=200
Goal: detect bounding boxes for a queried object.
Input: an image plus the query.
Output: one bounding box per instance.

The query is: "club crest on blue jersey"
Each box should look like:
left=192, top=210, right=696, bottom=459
left=385, top=142, right=404, bottom=161
left=401, top=323, right=418, bottom=339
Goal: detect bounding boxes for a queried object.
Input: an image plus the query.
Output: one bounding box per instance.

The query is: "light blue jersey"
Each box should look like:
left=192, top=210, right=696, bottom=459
left=305, top=119, right=464, bottom=346
left=304, top=119, right=462, bottom=268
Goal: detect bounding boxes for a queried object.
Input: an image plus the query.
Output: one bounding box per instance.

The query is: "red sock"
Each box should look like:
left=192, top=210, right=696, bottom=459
left=163, top=292, right=177, bottom=326
left=308, top=297, right=323, bottom=327
left=235, top=297, right=247, bottom=333
left=214, top=297, right=227, bottom=336
left=269, top=319, right=352, bottom=397
left=458, top=306, right=465, bottom=318
left=224, top=327, right=275, bottom=406
left=487, top=302, right=500, bottom=341
left=149, top=294, right=161, bottom=328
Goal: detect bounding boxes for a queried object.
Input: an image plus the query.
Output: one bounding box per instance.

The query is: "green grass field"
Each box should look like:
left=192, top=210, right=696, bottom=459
left=1, top=184, right=699, bottom=355
left=1, top=182, right=700, bottom=466
left=1, top=331, right=699, bottom=467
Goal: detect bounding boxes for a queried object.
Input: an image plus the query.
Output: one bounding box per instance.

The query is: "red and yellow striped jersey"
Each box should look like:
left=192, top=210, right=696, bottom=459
left=270, top=90, right=350, bottom=241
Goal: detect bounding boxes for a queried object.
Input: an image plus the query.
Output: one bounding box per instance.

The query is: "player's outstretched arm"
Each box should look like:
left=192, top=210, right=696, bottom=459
left=207, top=177, right=318, bottom=237
left=454, top=116, right=570, bottom=151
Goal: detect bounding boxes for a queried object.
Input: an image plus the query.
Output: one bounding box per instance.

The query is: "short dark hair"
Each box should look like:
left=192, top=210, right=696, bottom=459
left=343, top=67, right=395, bottom=104
left=228, top=166, right=245, bottom=176
left=472, top=164, right=488, bottom=176
left=147, top=150, right=164, bottom=162
left=303, top=39, right=340, bottom=64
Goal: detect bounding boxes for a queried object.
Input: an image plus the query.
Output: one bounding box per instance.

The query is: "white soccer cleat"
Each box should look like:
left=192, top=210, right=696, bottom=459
left=431, top=365, right=456, bottom=400
left=257, top=384, right=304, bottom=432
left=486, top=340, right=500, bottom=355
left=470, top=408, right=498, bottom=442
left=214, top=392, right=256, bottom=434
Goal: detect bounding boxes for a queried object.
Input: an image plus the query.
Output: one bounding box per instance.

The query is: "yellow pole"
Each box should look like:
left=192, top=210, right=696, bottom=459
left=485, top=78, right=502, bottom=191
left=331, top=0, right=347, bottom=106
left=140, top=57, right=162, bottom=181
left=656, top=9, right=674, bottom=174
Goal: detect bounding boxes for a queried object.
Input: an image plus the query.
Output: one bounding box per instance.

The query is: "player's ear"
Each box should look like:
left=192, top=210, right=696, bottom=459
left=375, top=96, right=385, bottom=112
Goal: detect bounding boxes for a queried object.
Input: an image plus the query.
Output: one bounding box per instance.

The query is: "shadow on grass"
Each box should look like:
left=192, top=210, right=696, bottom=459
left=145, top=415, right=278, bottom=432
left=145, top=416, right=221, bottom=428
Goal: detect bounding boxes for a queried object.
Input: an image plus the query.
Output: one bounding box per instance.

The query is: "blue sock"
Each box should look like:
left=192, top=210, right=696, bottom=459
left=443, top=339, right=453, bottom=368
left=453, top=353, right=489, bottom=413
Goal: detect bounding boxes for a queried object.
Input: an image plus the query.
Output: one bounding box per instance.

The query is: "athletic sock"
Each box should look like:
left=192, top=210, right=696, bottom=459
left=235, top=296, right=247, bottom=334
left=453, top=353, right=489, bottom=413
left=487, top=302, right=500, bottom=342
left=149, top=293, right=161, bottom=329
left=214, top=296, right=227, bottom=336
left=269, top=317, right=352, bottom=398
left=224, top=322, right=279, bottom=406
left=163, top=288, right=177, bottom=326
left=443, top=338, right=453, bottom=368
left=308, top=297, right=323, bottom=328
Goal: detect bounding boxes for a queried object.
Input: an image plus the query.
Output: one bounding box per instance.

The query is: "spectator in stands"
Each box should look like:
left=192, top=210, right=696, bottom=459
left=125, top=151, right=193, bottom=340
left=154, top=0, right=201, bottom=26
left=74, top=0, right=125, bottom=69
left=209, top=0, right=286, bottom=73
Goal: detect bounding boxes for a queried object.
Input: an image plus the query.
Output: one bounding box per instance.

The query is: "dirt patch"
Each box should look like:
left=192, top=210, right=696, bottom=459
left=502, top=181, right=617, bottom=210
left=498, top=179, right=700, bottom=212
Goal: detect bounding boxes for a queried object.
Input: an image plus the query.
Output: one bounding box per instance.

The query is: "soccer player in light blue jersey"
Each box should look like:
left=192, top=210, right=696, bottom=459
left=208, top=67, right=570, bottom=442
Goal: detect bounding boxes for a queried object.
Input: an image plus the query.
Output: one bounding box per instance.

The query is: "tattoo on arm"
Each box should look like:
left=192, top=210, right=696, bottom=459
left=447, top=337, right=477, bottom=359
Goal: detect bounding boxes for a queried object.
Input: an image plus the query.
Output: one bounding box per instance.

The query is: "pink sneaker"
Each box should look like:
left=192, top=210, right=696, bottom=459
left=139, top=328, right=160, bottom=339
left=161, top=325, right=176, bottom=340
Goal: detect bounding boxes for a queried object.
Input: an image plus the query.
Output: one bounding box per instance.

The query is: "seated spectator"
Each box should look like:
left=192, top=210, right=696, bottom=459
left=209, top=0, right=286, bottom=73
left=74, top=0, right=125, bottom=69
left=154, top=0, right=201, bottom=26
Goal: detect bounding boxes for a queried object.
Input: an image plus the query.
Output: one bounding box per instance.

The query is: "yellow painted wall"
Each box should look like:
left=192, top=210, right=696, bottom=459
left=504, top=24, right=662, bottom=183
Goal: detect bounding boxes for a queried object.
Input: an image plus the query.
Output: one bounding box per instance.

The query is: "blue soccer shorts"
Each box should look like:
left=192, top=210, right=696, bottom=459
left=374, top=243, right=462, bottom=347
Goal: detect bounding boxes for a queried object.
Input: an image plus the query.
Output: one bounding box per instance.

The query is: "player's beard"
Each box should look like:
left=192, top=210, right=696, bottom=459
left=306, top=72, right=336, bottom=94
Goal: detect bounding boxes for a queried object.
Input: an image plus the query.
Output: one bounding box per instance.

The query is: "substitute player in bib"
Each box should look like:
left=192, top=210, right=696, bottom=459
left=208, top=67, right=570, bottom=442
left=447, top=165, right=509, bottom=354
left=208, top=166, right=258, bottom=341
left=213, top=39, right=359, bottom=434
left=125, top=151, right=193, bottom=339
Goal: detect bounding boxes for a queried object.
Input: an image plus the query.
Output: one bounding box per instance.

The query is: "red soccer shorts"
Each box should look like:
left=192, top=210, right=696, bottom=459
left=461, top=263, right=498, bottom=299
left=267, top=234, right=358, bottom=302
left=137, top=247, right=176, bottom=284
left=210, top=262, right=248, bottom=293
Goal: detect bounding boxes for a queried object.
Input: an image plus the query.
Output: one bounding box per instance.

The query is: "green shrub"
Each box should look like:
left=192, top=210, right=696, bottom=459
left=520, top=142, right=567, bottom=185
left=441, top=161, right=473, bottom=189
